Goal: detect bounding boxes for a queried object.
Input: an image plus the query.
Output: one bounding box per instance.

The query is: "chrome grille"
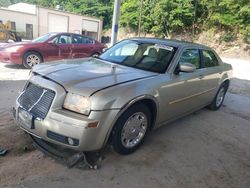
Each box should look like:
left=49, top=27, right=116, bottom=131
left=18, top=83, right=55, bottom=119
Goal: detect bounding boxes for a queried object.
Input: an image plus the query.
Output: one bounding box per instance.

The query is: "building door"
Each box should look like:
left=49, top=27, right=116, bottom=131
left=26, top=24, right=33, bottom=40
left=82, top=19, right=99, bottom=40
left=48, top=13, right=68, bottom=32
left=86, top=31, right=98, bottom=40
left=9, top=21, right=16, bottom=31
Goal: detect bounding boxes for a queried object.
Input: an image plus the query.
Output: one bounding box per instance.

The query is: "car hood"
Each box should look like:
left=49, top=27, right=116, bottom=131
left=0, top=41, right=32, bottom=50
left=33, top=58, right=158, bottom=96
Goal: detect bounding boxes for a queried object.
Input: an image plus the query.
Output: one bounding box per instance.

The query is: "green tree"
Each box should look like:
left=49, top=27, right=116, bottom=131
left=1, top=0, right=249, bottom=41
left=120, top=0, right=139, bottom=30
left=150, top=0, right=194, bottom=37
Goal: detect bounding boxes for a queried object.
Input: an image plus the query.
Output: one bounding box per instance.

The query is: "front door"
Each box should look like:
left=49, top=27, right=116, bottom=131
left=56, top=34, right=72, bottom=59
left=43, top=34, right=72, bottom=61
left=157, top=48, right=207, bottom=124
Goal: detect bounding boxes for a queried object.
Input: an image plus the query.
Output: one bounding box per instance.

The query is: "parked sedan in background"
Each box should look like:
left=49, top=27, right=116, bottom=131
left=14, top=38, right=232, bottom=155
left=0, top=32, right=106, bottom=68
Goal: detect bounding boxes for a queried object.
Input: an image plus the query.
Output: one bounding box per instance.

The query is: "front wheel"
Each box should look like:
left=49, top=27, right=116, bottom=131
left=0, top=30, right=10, bottom=42
left=208, top=83, right=228, bottom=110
left=111, top=104, right=151, bottom=155
left=23, top=51, right=42, bottom=69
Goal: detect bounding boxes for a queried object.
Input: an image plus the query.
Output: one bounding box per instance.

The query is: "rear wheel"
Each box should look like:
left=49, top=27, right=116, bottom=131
left=111, top=104, right=151, bottom=155
left=23, top=51, right=42, bottom=69
left=92, top=53, right=99, bottom=57
left=208, top=83, right=228, bottom=110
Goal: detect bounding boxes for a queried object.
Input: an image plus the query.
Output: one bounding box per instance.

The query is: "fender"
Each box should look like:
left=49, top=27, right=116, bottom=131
left=102, top=94, right=159, bottom=147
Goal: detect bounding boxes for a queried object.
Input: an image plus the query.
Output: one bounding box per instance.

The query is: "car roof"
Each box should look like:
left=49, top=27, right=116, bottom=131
left=48, top=32, right=94, bottom=39
left=129, top=37, right=211, bottom=50
left=48, top=32, right=78, bottom=35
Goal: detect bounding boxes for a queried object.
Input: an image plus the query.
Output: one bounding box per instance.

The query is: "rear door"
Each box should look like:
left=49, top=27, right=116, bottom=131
left=71, top=35, right=94, bottom=58
left=199, top=49, right=222, bottom=103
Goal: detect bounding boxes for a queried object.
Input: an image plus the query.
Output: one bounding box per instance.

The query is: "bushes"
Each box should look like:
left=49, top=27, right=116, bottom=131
left=120, top=0, right=250, bottom=41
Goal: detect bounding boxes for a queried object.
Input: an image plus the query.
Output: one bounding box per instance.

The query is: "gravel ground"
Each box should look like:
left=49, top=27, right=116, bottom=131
left=0, top=58, right=250, bottom=188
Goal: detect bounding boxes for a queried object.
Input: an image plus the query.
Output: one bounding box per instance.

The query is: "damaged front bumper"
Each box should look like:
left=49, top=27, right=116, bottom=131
left=30, top=134, right=103, bottom=169
left=13, top=76, right=120, bottom=152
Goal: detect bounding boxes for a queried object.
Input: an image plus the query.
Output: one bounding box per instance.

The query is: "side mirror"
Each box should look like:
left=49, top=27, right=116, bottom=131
left=47, top=40, right=57, bottom=45
left=179, top=63, right=196, bottom=73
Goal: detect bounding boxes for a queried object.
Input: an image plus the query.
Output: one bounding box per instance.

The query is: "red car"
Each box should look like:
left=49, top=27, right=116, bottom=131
left=0, top=32, right=106, bottom=68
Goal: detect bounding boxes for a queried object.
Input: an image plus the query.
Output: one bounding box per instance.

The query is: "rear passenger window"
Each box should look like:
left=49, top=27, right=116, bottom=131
left=179, top=49, right=200, bottom=69
left=202, top=50, right=219, bottom=67
left=72, top=35, right=94, bottom=44
left=72, top=35, right=82, bottom=44
left=82, top=37, right=93, bottom=44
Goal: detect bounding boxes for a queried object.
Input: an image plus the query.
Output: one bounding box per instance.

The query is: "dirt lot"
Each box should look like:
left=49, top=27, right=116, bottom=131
left=0, top=58, right=250, bottom=188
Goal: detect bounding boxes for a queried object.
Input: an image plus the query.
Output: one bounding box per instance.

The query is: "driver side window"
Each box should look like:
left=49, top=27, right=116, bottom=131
left=51, top=34, right=72, bottom=44
left=179, top=49, right=200, bottom=69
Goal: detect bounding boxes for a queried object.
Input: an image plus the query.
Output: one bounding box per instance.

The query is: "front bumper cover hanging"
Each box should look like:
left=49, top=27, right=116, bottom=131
left=30, top=135, right=103, bottom=169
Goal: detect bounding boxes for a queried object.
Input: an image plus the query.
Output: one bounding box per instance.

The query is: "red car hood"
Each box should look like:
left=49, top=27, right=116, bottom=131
left=0, top=41, right=36, bottom=50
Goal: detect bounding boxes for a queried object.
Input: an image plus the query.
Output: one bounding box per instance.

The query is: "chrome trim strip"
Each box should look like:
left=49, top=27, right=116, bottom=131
left=28, top=89, right=47, bottom=112
left=16, top=91, right=24, bottom=109
left=169, top=87, right=216, bottom=105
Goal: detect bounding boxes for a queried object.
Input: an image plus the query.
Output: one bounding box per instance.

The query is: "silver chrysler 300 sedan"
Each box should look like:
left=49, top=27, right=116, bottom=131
left=14, top=38, right=233, bottom=155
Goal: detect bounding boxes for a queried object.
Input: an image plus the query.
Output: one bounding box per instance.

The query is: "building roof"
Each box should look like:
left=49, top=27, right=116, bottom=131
left=6, top=2, right=101, bottom=21
left=8, top=2, right=36, bottom=14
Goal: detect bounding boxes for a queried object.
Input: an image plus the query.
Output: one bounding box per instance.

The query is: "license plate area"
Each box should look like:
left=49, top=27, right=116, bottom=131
left=18, top=108, right=34, bottom=129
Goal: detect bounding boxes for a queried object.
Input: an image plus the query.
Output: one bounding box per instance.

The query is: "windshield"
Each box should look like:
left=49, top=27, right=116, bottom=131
left=99, top=40, right=177, bottom=73
left=32, top=33, right=57, bottom=43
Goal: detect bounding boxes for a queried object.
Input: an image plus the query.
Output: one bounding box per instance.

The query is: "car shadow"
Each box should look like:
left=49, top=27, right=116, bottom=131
left=3, top=64, right=27, bottom=70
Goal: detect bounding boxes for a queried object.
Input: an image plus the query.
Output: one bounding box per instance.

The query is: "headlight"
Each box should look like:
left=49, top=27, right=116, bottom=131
left=63, top=93, right=91, bottom=115
left=4, top=45, right=23, bottom=52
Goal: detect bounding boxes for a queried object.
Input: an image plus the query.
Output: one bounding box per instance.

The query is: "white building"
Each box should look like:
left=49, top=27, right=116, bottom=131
left=0, top=2, right=103, bottom=41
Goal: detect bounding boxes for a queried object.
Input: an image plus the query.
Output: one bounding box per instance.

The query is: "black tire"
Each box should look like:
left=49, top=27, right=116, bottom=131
left=0, top=30, right=10, bottom=42
left=15, top=35, right=22, bottom=42
left=208, top=83, right=228, bottom=110
left=92, top=53, right=100, bottom=57
left=23, top=51, right=42, bottom=69
left=111, top=104, right=151, bottom=155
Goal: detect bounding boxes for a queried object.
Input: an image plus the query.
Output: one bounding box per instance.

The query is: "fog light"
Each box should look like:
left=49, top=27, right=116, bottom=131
left=47, top=130, right=79, bottom=146
left=68, top=138, right=74, bottom=145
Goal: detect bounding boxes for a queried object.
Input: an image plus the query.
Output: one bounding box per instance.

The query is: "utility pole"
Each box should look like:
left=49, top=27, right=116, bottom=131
left=138, top=0, right=143, bottom=37
left=111, top=0, right=121, bottom=46
left=192, top=0, right=197, bottom=41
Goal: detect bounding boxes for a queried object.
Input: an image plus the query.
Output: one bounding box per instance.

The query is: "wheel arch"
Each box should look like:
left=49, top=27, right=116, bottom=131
left=104, top=95, right=159, bottom=146
left=222, top=79, right=230, bottom=90
left=23, top=50, right=44, bottom=62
